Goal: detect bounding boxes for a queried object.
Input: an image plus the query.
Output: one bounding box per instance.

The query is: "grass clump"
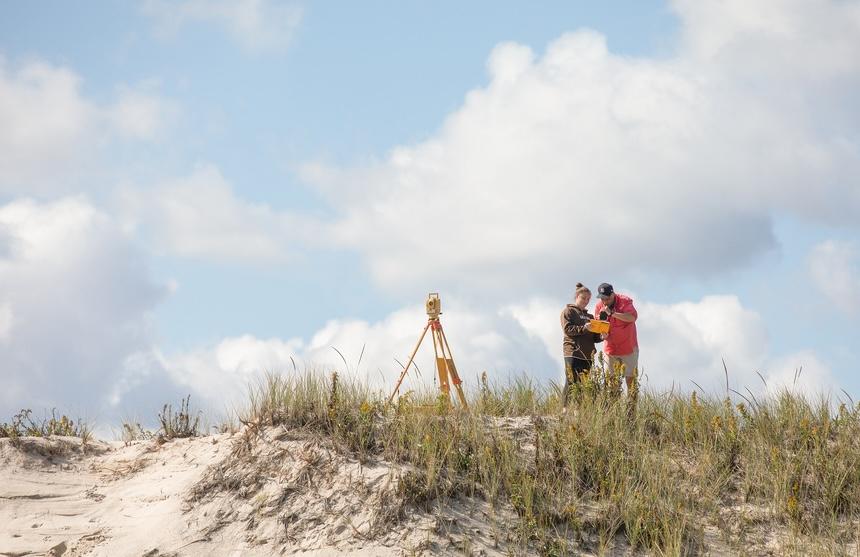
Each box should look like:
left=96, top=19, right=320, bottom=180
left=157, top=395, right=201, bottom=440
left=121, top=421, right=155, bottom=445
left=0, top=408, right=91, bottom=441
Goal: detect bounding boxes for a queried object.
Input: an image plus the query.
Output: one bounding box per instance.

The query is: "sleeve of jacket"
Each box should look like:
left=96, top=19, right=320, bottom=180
left=586, top=311, right=603, bottom=343
left=561, top=307, right=589, bottom=338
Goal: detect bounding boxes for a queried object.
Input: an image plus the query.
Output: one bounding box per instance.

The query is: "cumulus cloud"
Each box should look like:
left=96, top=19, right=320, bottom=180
left=762, top=349, right=839, bottom=397
left=0, top=197, right=171, bottom=420
left=162, top=293, right=837, bottom=409
left=161, top=299, right=555, bottom=408
left=635, top=296, right=769, bottom=391
left=141, top=0, right=303, bottom=54
left=808, top=240, right=860, bottom=313
left=0, top=57, right=176, bottom=196
left=301, top=0, right=860, bottom=295
left=107, top=82, right=178, bottom=141
left=504, top=294, right=770, bottom=392
left=117, top=163, right=318, bottom=262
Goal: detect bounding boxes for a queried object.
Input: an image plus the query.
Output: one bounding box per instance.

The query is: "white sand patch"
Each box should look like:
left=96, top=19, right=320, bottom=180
left=0, top=431, right=522, bottom=556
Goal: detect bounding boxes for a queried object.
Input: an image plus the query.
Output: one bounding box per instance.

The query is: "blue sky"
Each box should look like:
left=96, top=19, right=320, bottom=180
left=1, top=0, right=858, bottom=427
left=1, top=0, right=677, bottom=338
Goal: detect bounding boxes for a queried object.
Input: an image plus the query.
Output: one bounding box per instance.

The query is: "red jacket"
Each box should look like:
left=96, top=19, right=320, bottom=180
left=594, top=293, right=638, bottom=355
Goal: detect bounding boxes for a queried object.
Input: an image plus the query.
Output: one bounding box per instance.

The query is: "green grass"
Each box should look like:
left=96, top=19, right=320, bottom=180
left=238, top=368, right=860, bottom=556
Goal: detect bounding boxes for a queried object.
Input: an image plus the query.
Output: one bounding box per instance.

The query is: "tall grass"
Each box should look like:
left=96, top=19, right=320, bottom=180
left=218, top=369, right=860, bottom=554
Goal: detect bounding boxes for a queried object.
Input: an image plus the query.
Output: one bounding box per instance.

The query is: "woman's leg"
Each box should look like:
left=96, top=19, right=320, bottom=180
left=573, top=358, right=591, bottom=401
left=562, top=357, right=577, bottom=409
left=572, top=358, right=590, bottom=383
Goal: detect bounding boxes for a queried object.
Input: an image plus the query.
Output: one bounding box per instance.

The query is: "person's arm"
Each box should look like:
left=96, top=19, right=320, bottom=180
left=586, top=310, right=603, bottom=343
left=608, top=299, right=637, bottom=323
left=561, top=308, right=590, bottom=337
left=611, top=311, right=636, bottom=323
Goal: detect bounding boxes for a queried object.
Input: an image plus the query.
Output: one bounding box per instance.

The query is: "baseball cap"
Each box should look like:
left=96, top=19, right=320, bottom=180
left=597, top=283, right=614, bottom=298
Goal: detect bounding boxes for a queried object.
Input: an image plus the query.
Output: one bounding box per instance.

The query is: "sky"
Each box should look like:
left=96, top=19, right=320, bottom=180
left=1, top=0, right=859, bottom=431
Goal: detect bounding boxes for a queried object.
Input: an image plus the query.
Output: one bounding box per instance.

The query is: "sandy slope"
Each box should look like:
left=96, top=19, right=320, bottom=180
left=0, top=431, right=522, bottom=556
left=1, top=435, right=234, bottom=556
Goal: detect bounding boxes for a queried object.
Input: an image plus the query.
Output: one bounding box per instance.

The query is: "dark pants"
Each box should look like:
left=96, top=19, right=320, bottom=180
left=563, top=357, right=591, bottom=408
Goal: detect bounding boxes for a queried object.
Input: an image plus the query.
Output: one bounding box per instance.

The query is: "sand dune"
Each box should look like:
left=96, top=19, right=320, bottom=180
left=0, top=429, right=522, bottom=556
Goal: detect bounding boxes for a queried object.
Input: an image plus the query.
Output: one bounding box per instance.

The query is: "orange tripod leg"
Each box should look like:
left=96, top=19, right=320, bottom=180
left=386, top=320, right=431, bottom=407
left=438, top=324, right=468, bottom=409
left=432, top=324, right=451, bottom=403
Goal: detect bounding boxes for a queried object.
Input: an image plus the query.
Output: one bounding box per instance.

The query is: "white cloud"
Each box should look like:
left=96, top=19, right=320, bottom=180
left=808, top=240, right=860, bottom=313
left=504, top=294, right=769, bottom=392
left=0, top=59, right=96, bottom=194
left=763, top=349, right=838, bottom=397
left=635, top=295, right=769, bottom=392
left=0, top=57, right=176, bottom=195
left=117, top=163, right=317, bottom=262
left=160, top=335, right=302, bottom=405
left=107, top=82, right=178, bottom=140
left=302, top=0, right=860, bottom=295
left=674, top=0, right=860, bottom=79
left=162, top=293, right=838, bottom=409
left=0, top=197, right=172, bottom=419
left=161, top=299, right=555, bottom=408
left=141, top=0, right=303, bottom=54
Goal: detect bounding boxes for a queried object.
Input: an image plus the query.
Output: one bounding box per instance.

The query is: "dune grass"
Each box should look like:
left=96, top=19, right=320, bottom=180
left=238, top=367, right=860, bottom=556
left=3, top=369, right=858, bottom=554
left=118, top=394, right=203, bottom=444
left=0, top=408, right=91, bottom=443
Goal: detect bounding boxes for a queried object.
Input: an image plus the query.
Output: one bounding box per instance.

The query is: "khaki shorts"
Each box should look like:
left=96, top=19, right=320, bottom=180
left=608, top=347, right=639, bottom=378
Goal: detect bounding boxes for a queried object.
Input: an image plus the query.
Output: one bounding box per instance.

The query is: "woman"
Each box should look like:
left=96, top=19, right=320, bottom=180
left=559, top=283, right=603, bottom=411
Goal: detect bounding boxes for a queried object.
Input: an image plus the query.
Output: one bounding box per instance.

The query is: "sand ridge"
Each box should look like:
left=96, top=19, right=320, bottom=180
left=0, top=429, right=522, bottom=556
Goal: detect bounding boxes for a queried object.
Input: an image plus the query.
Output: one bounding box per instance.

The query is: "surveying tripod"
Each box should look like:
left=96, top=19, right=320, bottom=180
left=386, top=293, right=468, bottom=409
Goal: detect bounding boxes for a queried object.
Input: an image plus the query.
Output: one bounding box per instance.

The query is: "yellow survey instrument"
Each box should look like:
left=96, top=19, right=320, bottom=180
left=387, top=293, right=468, bottom=409
left=589, top=319, right=610, bottom=334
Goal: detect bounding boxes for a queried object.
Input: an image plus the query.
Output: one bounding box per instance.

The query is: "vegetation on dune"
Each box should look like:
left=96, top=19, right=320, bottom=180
left=237, top=367, right=860, bottom=556
left=0, top=408, right=91, bottom=443
left=157, top=394, right=202, bottom=440
left=3, top=368, right=859, bottom=555
left=120, top=394, right=203, bottom=444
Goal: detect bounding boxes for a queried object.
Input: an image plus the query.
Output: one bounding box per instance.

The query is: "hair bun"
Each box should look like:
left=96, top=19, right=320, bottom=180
left=575, top=282, right=584, bottom=288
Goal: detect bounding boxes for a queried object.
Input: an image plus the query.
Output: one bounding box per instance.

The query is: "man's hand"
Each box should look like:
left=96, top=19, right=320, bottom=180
left=584, top=321, right=594, bottom=332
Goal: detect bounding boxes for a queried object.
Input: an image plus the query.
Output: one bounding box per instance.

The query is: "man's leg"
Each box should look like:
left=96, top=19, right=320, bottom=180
left=607, top=355, right=625, bottom=398
left=621, top=348, right=640, bottom=402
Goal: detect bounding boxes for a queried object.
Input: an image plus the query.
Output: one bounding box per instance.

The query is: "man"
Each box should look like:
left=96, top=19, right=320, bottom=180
left=593, top=283, right=639, bottom=395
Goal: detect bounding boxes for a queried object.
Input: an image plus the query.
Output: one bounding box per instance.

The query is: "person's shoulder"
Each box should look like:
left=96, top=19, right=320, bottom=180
left=616, top=293, right=636, bottom=308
